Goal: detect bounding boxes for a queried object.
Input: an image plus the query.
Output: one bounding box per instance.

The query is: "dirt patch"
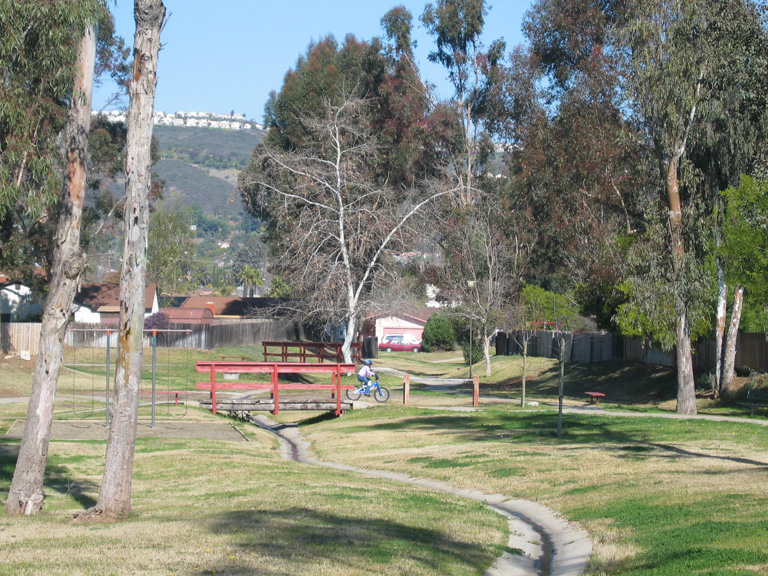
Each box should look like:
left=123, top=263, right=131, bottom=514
left=2, top=419, right=247, bottom=442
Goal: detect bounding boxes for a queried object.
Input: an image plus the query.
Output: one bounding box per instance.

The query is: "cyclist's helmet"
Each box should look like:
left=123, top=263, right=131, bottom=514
left=363, top=359, right=373, bottom=366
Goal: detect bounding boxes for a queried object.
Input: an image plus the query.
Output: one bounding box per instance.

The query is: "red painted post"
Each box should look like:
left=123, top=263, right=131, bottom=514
left=210, top=364, right=217, bottom=414
left=473, top=375, right=479, bottom=407
left=403, top=374, right=410, bottom=406
left=271, top=364, right=279, bottom=415
left=335, top=365, right=342, bottom=416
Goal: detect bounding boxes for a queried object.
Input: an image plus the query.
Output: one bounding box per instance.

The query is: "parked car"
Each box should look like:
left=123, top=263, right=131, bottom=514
left=379, top=337, right=422, bottom=353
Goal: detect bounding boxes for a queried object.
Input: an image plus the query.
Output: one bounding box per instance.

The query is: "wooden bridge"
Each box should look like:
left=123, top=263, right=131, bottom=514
left=195, top=360, right=358, bottom=416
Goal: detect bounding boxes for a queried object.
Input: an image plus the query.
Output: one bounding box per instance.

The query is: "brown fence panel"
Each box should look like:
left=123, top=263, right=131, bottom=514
left=736, top=333, right=768, bottom=372
left=1, top=322, right=41, bottom=356
left=497, top=330, right=767, bottom=374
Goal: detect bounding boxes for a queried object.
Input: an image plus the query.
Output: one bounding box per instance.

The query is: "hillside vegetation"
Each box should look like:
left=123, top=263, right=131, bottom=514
left=152, top=125, right=266, bottom=219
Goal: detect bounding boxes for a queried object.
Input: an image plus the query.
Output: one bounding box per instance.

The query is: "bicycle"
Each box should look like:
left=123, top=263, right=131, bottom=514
left=346, top=375, right=390, bottom=403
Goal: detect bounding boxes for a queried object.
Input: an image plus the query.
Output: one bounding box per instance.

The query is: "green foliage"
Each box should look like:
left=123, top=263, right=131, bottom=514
left=0, top=0, right=107, bottom=275
left=147, top=203, right=194, bottom=295
left=421, top=312, right=457, bottom=352
left=520, top=284, right=584, bottom=330
left=267, top=276, right=292, bottom=298
left=722, top=176, right=768, bottom=303
left=461, top=338, right=483, bottom=365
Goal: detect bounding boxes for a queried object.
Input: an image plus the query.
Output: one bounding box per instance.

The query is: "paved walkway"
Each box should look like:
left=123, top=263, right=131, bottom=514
left=250, top=414, right=592, bottom=576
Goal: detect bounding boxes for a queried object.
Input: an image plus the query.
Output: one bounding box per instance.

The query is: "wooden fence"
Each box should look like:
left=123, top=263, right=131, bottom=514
left=0, top=319, right=302, bottom=352
left=497, top=330, right=767, bottom=373
left=1, top=322, right=41, bottom=356
left=65, top=319, right=303, bottom=349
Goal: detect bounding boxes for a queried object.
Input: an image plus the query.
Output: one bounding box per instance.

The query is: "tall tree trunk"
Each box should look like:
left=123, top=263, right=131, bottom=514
left=714, top=258, right=727, bottom=397
left=5, top=25, right=95, bottom=515
left=520, top=338, right=528, bottom=408
left=666, top=156, right=697, bottom=415
left=720, top=286, right=744, bottom=397
left=674, top=305, right=697, bottom=414
left=483, top=327, right=492, bottom=378
left=92, top=0, right=165, bottom=518
left=341, top=314, right=357, bottom=364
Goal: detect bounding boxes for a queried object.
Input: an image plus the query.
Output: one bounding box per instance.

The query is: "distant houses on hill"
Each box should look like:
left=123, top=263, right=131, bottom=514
left=93, top=109, right=264, bottom=131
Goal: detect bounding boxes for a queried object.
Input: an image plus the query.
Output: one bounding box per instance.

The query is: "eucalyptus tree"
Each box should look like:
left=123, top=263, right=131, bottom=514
left=610, top=0, right=768, bottom=413
left=720, top=177, right=768, bottom=394
left=524, top=0, right=768, bottom=414
left=88, top=0, right=166, bottom=519
left=421, top=0, right=506, bottom=207
left=2, top=0, right=126, bottom=516
left=244, top=13, right=458, bottom=357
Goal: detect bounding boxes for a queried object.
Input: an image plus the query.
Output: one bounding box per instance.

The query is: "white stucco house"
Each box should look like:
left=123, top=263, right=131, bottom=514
left=0, top=276, right=43, bottom=322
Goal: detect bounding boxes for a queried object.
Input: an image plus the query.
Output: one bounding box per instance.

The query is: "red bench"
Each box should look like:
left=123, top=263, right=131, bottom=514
left=585, top=392, right=606, bottom=405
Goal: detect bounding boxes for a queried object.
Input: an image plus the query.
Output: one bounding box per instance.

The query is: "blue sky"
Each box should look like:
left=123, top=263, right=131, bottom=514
left=93, top=0, right=533, bottom=122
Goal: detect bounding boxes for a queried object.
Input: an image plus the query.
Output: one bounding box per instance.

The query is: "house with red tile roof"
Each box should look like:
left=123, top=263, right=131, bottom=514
left=179, top=296, right=291, bottom=319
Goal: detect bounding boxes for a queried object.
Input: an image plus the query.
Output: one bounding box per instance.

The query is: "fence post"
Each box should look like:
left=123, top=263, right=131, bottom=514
left=151, top=330, right=157, bottom=428
left=271, top=364, right=279, bottom=415
left=335, top=365, right=342, bottom=416
left=473, top=375, right=479, bottom=407
left=403, top=374, right=410, bottom=406
left=209, top=363, right=217, bottom=415
left=105, top=330, right=111, bottom=427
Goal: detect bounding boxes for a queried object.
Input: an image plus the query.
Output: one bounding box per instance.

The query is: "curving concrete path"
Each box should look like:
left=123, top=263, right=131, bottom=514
left=249, top=414, right=592, bottom=576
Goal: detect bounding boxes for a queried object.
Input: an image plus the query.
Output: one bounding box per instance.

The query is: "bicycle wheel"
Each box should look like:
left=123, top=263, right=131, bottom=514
left=373, top=386, right=390, bottom=403
left=346, top=389, right=362, bottom=401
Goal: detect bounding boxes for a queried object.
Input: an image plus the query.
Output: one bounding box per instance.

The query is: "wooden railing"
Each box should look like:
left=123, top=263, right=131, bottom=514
left=262, top=341, right=362, bottom=363
left=195, top=360, right=357, bottom=416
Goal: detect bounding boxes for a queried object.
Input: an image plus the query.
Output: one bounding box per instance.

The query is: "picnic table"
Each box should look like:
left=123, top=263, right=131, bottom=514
left=585, top=392, right=605, bottom=405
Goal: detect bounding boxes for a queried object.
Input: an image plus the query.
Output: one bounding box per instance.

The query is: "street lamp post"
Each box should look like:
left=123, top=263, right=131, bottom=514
left=467, top=280, right=476, bottom=379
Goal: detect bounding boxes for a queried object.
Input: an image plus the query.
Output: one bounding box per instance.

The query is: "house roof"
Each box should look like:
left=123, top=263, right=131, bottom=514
left=367, top=307, right=436, bottom=325
left=76, top=283, right=157, bottom=312
left=180, top=296, right=292, bottom=317
left=160, top=307, right=214, bottom=321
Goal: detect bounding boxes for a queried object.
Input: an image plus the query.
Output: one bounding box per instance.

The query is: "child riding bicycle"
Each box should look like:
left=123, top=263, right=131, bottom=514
left=357, top=359, right=376, bottom=394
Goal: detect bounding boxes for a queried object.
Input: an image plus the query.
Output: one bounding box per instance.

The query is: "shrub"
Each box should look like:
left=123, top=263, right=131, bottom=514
left=421, top=313, right=456, bottom=352
left=461, top=339, right=483, bottom=365
left=144, top=311, right=170, bottom=331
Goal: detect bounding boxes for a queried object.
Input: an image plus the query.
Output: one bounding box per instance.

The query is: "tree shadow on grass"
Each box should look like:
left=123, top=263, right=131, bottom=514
left=206, top=506, right=496, bottom=575
left=0, top=441, right=98, bottom=509
left=526, top=361, right=678, bottom=405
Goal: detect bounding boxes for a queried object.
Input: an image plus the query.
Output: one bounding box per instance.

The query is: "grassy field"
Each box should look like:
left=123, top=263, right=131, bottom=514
left=2, top=347, right=767, bottom=575
left=0, top=411, right=506, bottom=575
left=301, top=405, right=768, bottom=576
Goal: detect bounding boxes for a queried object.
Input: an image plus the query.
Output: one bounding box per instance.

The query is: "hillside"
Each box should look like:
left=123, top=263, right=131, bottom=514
left=152, top=125, right=266, bottom=218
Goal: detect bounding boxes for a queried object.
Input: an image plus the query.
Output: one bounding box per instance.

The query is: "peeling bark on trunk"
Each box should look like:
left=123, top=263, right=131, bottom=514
left=91, top=0, right=165, bottom=518
left=714, top=259, right=727, bottom=397
left=5, top=26, right=94, bottom=516
left=674, top=306, right=697, bottom=414
left=720, top=286, right=744, bottom=397
left=666, top=157, right=697, bottom=415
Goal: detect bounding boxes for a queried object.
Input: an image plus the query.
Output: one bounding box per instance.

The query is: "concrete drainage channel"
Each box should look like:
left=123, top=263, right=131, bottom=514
left=249, top=415, right=592, bottom=576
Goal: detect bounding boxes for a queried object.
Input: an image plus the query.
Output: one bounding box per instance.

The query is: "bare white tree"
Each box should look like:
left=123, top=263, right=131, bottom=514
left=239, top=97, right=456, bottom=362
